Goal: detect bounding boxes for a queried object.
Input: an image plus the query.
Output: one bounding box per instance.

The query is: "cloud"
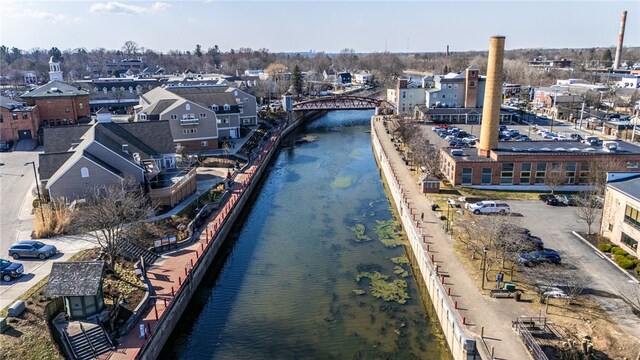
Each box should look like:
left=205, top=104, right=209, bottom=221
left=90, top=1, right=171, bottom=15
left=13, top=8, right=75, bottom=23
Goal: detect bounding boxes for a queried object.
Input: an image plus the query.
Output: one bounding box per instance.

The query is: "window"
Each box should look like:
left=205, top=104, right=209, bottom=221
left=12, top=113, right=18, bottom=120
left=183, top=128, right=198, bottom=134
left=500, top=163, right=514, bottom=184
left=243, top=118, right=252, bottom=125
left=621, top=232, right=638, bottom=250
left=79, top=103, right=84, bottom=110
left=22, top=113, right=28, bottom=119
left=185, top=103, right=191, bottom=111
left=0, top=115, right=3, bottom=122
left=470, top=81, right=475, bottom=87
left=624, top=205, right=640, bottom=230
left=65, top=106, right=70, bottom=113
left=211, top=105, right=219, bottom=111
left=223, top=104, right=230, bottom=111
left=453, top=84, right=458, bottom=89
left=520, top=162, right=531, bottom=184
left=81, top=167, right=89, bottom=178
left=402, top=91, right=406, bottom=99
left=481, top=168, right=492, bottom=185
left=103, top=87, right=107, bottom=93
left=442, top=95, right=445, bottom=99
left=201, top=141, right=208, bottom=147
left=448, top=84, right=452, bottom=89
left=535, top=162, right=546, bottom=184
left=578, top=162, right=589, bottom=184
left=461, top=168, right=472, bottom=185
left=94, top=87, right=98, bottom=93
left=565, top=162, right=576, bottom=184
left=170, top=114, right=178, bottom=120
left=139, top=113, right=147, bottom=121
left=200, top=113, right=206, bottom=118
left=122, top=144, right=129, bottom=153
left=627, top=161, right=639, bottom=169
left=453, top=94, right=458, bottom=99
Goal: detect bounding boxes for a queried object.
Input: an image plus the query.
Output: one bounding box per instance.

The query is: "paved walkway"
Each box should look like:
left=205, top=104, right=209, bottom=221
left=373, top=118, right=532, bottom=360
left=109, top=125, right=284, bottom=360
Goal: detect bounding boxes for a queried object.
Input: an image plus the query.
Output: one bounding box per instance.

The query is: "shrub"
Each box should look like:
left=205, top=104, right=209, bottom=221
left=611, top=247, right=628, bottom=256
left=636, top=263, right=640, bottom=276
left=598, top=243, right=612, bottom=252
left=615, top=257, right=635, bottom=270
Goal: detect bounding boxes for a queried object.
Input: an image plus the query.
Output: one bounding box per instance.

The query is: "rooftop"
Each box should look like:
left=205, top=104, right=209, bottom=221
left=46, top=261, right=105, bottom=297
left=20, top=80, right=89, bottom=99
left=608, top=175, right=640, bottom=201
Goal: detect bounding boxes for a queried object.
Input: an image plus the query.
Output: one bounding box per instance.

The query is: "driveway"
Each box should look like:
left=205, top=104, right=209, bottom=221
left=504, top=200, right=640, bottom=338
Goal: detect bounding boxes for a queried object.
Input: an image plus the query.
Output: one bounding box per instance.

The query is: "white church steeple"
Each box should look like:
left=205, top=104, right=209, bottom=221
left=49, top=56, right=63, bottom=82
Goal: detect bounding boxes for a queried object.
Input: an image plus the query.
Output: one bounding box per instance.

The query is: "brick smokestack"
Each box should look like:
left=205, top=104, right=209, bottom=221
left=478, top=36, right=505, bottom=157
left=613, top=11, right=627, bottom=70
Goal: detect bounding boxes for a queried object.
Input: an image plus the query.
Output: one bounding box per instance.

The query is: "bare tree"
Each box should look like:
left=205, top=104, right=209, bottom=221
left=544, top=162, right=565, bottom=194
left=575, top=190, right=601, bottom=235
left=586, top=158, right=628, bottom=195
left=71, top=178, right=156, bottom=269
left=121, top=41, right=139, bottom=58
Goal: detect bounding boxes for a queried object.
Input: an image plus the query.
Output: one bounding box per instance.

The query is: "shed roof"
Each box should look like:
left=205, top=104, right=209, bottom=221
left=46, top=261, right=105, bottom=297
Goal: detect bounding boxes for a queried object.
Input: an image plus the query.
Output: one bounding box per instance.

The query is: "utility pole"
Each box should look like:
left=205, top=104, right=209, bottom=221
left=578, top=99, right=585, bottom=130
left=25, top=161, right=45, bottom=224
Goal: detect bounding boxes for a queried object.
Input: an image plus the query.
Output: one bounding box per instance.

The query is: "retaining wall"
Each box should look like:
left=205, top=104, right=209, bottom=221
left=370, top=119, right=484, bottom=360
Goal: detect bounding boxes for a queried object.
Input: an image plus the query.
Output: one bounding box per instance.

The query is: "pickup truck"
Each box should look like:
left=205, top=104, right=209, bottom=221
left=465, top=201, right=510, bottom=215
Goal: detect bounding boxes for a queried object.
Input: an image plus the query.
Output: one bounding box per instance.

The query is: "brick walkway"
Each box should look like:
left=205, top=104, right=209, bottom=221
left=109, top=125, right=284, bottom=360
left=372, top=117, right=532, bottom=360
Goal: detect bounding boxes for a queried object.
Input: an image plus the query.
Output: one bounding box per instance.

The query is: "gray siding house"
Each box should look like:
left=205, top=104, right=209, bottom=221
left=39, top=116, right=177, bottom=201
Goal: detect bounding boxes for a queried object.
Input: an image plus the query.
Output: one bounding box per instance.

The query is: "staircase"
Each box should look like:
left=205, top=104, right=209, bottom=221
left=66, top=322, right=114, bottom=360
left=118, top=240, right=159, bottom=265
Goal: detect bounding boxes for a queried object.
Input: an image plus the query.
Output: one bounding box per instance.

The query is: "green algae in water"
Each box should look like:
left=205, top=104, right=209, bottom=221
left=332, top=175, right=356, bottom=189
left=375, top=219, right=404, bottom=248
left=349, top=223, right=372, bottom=242
left=394, top=266, right=409, bottom=278
left=355, top=272, right=410, bottom=304
left=390, top=255, right=409, bottom=265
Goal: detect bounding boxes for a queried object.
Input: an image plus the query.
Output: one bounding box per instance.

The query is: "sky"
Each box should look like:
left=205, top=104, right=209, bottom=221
left=1, top=0, right=639, bottom=54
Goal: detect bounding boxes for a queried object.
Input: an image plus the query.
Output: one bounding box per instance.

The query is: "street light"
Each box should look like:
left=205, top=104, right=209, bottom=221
left=25, top=161, right=45, bottom=224
left=481, top=246, right=489, bottom=290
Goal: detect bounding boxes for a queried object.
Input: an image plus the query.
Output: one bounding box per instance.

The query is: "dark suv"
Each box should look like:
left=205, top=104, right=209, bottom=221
left=1, top=258, right=25, bottom=282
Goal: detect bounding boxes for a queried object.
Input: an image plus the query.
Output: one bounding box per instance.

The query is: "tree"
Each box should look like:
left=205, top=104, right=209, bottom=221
left=111, top=69, right=119, bottom=78
left=575, top=190, right=600, bottom=235
left=586, top=158, right=628, bottom=195
left=194, top=44, right=203, bottom=58
left=265, top=63, right=286, bottom=78
left=334, top=48, right=358, bottom=72
left=601, top=48, right=613, bottom=67
left=290, top=64, right=303, bottom=96
left=48, top=47, right=62, bottom=62
left=122, top=40, right=139, bottom=58
left=71, top=178, right=156, bottom=269
left=544, top=163, right=565, bottom=194
left=206, top=45, right=221, bottom=69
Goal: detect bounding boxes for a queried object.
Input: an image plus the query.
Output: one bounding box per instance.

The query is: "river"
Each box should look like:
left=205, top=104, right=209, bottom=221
left=161, top=110, right=448, bottom=359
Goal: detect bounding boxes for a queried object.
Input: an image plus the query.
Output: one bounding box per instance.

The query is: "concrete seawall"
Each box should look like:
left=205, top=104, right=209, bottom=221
left=370, top=118, right=482, bottom=360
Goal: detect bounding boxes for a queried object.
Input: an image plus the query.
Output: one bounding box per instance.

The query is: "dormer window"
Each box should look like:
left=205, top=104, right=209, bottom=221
left=111, top=87, right=116, bottom=92
left=139, top=113, right=147, bottom=121
left=223, top=104, right=230, bottom=111
left=211, top=105, right=219, bottom=111
left=94, top=87, right=98, bottom=93
left=122, top=144, right=129, bottom=153
left=129, top=86, right=133, bottom=93
left=103, top=87, right=107, bottom=94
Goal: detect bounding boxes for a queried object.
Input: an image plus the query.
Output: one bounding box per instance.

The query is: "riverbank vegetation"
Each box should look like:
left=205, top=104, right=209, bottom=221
left=355, top=271, right=410, bottom=304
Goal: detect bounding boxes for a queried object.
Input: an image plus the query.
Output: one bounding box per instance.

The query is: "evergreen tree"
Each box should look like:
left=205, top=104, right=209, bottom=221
left=290, top=64, right=303, bottom=95
left=48, top=47, right=62, bottom=62
left=601, top=48, right=612, bottom=67
left=194, top=44, right=203, bottom=57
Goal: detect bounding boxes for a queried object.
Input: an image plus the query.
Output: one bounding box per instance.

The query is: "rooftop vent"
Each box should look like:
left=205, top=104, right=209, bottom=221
left=554, top=147, right=566, bottom=152
left=527, top=148, right=537, bottom=153
left=540, top=147, right=551, bottom=152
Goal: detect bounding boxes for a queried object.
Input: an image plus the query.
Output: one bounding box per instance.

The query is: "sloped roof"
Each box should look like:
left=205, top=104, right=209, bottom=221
left=20, top=80, right=89, bottom=99
left=46, top=261, right=105, bottom=297
left=143, top=99, right=177, bottom=116
left=165, top=86, right=238, bottom=107
left=42, top=125, right=92, bottom=153
left=38, top=152, right=74, bottom=180
left=94, top=121, right=174, bottom=159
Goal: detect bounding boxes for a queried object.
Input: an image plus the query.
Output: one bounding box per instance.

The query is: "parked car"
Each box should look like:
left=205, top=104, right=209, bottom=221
left=518, top=249, right=561, bottom=266
left=570, top=134, right=583, bottom=141
left=0, top=258, right=24, bottom=282
left=0, top=141, right=10, bottom=152
left=8, top=240, right=57, bottom=260
left=556, top=195, right=576, bottom=206
left=466, top=201, right=511, bottom=215
left=545, top=196, right=559, bottom=206
left=538, top=194, right=552, bottom=202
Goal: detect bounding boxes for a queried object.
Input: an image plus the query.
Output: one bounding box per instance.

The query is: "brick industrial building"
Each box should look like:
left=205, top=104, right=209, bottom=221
left=0, top=96, right=40, bottom=143
left=440, top=36, right=640, bottom=189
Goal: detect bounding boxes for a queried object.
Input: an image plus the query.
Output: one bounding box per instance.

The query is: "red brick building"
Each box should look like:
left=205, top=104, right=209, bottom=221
left=441, top=141, right=640, bottom=188
left=19, top=80, right=90, bottom=127
left=0, top=96, right=40, bottom=143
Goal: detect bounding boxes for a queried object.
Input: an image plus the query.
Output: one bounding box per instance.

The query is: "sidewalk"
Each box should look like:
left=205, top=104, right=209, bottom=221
left=373, top=118, right=532, bottom=360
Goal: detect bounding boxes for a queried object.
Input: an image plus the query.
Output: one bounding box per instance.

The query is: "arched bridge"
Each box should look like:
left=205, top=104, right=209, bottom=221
left=293, top=95, right=391, bottom=111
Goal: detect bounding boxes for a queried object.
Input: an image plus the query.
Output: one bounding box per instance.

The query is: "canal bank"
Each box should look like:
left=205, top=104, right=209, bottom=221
left=370, top=116, right=531, bottom=360
left=161, top=110, right=448, bottom=359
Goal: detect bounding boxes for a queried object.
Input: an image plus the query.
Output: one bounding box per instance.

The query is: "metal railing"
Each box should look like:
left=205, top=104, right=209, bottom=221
left=514, top=317, right=550, bottom=360
left=79, top=322, right=99, bottom=359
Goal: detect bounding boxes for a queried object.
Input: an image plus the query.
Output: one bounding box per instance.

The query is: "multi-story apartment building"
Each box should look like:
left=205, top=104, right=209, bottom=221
left=600, top=173, right=640, bottom=257
left=75, top=77, right=160, bottom=113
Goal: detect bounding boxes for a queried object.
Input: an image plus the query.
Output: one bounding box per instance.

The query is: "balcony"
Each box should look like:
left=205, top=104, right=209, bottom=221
left=149, top=167, right=197, bottom=207
left=180, top=118, right=199, bottom=126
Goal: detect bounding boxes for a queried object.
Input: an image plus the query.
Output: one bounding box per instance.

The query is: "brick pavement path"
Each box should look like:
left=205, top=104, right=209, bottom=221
left=373, top=118, right=533, bottom=360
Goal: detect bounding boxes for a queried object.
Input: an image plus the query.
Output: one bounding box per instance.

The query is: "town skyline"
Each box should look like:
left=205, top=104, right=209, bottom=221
left=2, top=1, right=639, bottom=54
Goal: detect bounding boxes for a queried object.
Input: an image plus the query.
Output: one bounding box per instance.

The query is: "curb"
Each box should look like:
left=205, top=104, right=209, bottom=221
left=571, top=231, right=639, bottom=284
